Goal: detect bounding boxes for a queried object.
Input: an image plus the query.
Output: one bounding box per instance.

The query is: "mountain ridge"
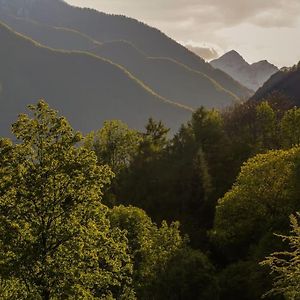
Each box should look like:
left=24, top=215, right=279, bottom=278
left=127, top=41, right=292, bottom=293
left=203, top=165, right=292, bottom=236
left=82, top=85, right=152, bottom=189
left=0, top=21, right=192, bottom=137
left=251, top=63, right=300, bottom=105
left=0, top=0, right=251, bottom=100
left=210, top=50, right=278, bottom=91
left=0, top=9, right=241, bottom=109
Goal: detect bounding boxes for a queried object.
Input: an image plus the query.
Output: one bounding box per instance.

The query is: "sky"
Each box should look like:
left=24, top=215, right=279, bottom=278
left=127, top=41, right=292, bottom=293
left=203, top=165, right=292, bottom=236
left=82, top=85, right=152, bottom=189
left=66, top=0, right=300, bottom=68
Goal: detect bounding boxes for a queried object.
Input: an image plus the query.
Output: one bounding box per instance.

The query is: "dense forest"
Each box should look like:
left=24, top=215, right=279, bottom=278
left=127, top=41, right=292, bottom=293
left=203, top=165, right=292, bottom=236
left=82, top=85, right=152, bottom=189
left=1, top=94, right=300, bottom=299
left=0, top=2, right=300, bottom=299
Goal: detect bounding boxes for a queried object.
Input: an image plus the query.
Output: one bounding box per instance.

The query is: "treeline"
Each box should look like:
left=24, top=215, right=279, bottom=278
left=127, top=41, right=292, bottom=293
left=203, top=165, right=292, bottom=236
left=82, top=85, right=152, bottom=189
left=1, top=97, right=300, bottom=299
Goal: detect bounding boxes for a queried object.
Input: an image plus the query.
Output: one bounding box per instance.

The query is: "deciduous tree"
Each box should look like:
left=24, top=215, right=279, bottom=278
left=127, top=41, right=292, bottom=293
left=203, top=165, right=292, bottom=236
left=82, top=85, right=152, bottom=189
left=0, top=101, right=135, bottom=299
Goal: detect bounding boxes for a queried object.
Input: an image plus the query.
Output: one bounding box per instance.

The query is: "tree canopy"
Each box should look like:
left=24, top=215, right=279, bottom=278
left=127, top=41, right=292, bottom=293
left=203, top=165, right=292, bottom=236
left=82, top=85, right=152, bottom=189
left=261, top=213, right=300, bottom=299
left=3, top=98, right=300, bottom=299
left=213, top=147, right=300, bottom=259
left=0, top=101, right=134, bottom=299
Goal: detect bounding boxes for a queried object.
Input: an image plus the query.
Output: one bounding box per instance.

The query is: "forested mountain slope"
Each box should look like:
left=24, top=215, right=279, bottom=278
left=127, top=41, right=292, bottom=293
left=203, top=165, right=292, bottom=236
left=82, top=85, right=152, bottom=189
left=251, top=64, right=300, bottom=105
left=91, top=42, right=239, bottom=108
left=0, top=22, right=191, bottom=137
left=0, top=11, right=239, bottom=109
left=0, top=12, right=99, bottom=51
left=0, top=0, right=251, bottom=100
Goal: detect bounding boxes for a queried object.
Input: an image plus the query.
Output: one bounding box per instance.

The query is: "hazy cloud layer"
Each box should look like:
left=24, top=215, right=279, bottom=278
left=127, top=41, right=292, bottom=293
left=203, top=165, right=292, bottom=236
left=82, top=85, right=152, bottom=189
left=67, top=0, right=300, bottom=67
left=68, top=0, right=300, bottom=28
left=185, top=45, right=219, bottom=61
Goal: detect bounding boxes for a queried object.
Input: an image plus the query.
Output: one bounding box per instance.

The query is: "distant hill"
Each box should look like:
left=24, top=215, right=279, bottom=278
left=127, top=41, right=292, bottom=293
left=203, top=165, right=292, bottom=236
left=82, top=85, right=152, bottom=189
left=0, top=12, right=99, bottom=51
left=0, top=14, right=239, bottom=109
left=0, top=0, right=251, bottom=100
left=210, top=50, right=278, bottom=91
left=0, top=22, right=192, bottom=137
left=90, top=42, right=239, bottom=109
left=251, top=64, right=300, bottom=105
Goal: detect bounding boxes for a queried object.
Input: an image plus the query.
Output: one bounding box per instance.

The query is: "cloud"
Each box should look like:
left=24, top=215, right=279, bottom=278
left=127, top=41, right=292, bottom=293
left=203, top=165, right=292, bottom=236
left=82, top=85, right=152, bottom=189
left=184, top=44, right=219, bottom=60
left=68, top=0, right=300, bottom=29
left=66, top=0, right=300, bottom=67
left=67, top=0, right=300, bottom=48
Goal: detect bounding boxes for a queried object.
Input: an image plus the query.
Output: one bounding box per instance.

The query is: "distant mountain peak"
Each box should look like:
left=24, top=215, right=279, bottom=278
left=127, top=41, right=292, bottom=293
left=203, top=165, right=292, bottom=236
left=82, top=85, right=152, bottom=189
left=210, top=50, right=278, bottom=91
left=252, top=60, right=273, bottom=67
left=217, top=50, right=247, bottom=63
left=223, top=50, right=244, bottom=58
left=211, top=50, right=249, bottom=72
left=255, top=59, right=268, bottom=64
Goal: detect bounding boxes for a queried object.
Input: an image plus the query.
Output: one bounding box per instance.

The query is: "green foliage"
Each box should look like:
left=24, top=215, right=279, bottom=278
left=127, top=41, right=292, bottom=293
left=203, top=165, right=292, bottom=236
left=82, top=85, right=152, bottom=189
left=108, top=205, right=184, bottom=298
left=84, top=120, right=141, bottom=175
left=108, top=205, right=219, bottom=299
left=139, top=117, right=170, bottom=159
left=280, top=107, right=300, bottom=148
left=191, top=107, right=224, bottom=144
left=213, top=147, right=300, bottom=259
left=115, top=109, right=228, bottom=248
left=154, top=247, right=219, bottom=300
left=0, top=277, right=29, bottom=300
left=261, top=213, right=300, bottom=299
left=114, top=119, right=171, bottom=212
left=212, top=146, right=300, bottom=299
left=3, top=97, right=300, bottom=300
left=223, top=101, right=278, bottom=157
left=218, top=260, right=273, bottom=300
left=255, top=101, right=277, bottom=150
left=189, top=108, right=229, bottom=197
left=79, top=99, right=300, bottom=298
left=0, top=101, right=134, bottom=299
left=84, top=120, right=141, bottom=206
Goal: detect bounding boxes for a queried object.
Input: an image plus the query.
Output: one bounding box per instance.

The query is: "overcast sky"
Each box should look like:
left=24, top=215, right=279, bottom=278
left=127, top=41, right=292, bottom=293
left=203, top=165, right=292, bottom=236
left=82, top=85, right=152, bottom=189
left=66, top=0, right=300, bottom=67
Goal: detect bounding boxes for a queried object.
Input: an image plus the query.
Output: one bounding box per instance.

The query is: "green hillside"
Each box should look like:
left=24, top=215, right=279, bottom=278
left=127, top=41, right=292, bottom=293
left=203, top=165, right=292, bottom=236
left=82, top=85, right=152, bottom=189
left=92, top=42, right=239, bottom=108
left=251, top=64, right=300, bottom=105
left=0, top=0, right=251, bottom=99
left=0, top=12, right=99, bottom=51
left=0, top=14, right=239, bottom=109
left=0, top=22, right=191, bottom=137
